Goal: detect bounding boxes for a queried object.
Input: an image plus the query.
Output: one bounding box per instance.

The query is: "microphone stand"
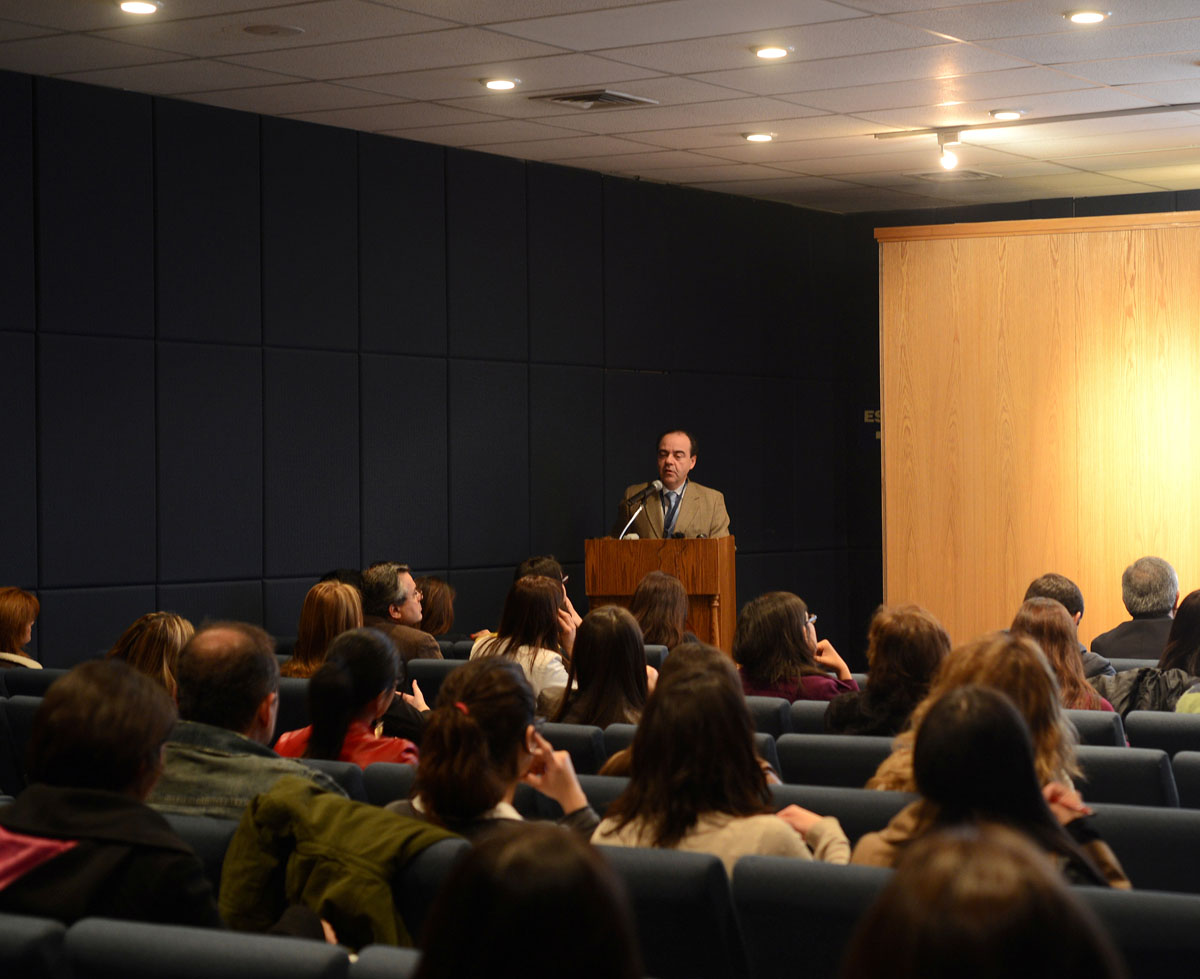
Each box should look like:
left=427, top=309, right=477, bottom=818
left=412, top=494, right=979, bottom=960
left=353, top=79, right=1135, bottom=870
left=618, top=504, right=645, bottom=540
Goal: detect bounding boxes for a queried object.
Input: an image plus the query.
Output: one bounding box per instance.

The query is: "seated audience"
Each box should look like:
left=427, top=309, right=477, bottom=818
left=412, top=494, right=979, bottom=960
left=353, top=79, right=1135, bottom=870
left=387, top=657, right=598, bottom=839
left=592, top=660, right=850, bottom=873
left=853, top=685, right=1128, bottom=888
left=360, top=561, right=442, bottom=663
left=868, top=632, right=1079, bottom=792
left=0, top=660, right=222, bottom=926
left=734, top=591, right=857, bottom=702
left=547, top=606, right=653, bottom=725
left=281, top=580, right=363, bottom=678
left=1023, top=572, right=1114, bottom=677
left=416, top=576, right=464, bottom=640
left=276, top=628, right=417, bottom=768
left=826, top=604, right=949, bottom=736
left=514, top=553, right=583, bottom=628
left=628, top=570, right=694, bottom=649
left=1091, top=555, right=1178, bottom=660
left=0, top=586, right=40, bottom=669
left=415, top=822, right=642, bottom=979
left=842, top=825, right=1127, bottom=979
left=471, top=575, right=573, bottom=699
left=148, top=622, right=345, bottom=819
left=105, top=610, right=194, bottom=697
left=1011, top=599, right=1114, bottom=711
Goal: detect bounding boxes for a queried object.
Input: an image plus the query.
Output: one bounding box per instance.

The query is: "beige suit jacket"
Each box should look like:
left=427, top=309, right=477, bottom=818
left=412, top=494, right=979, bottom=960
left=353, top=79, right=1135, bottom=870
left=613, top=479, right=730, bottom=539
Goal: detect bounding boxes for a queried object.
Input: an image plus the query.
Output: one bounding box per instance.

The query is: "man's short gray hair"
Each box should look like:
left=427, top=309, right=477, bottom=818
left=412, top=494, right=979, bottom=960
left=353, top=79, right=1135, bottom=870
left=1121, top=556, right=1178, bottom=616
left=361, top=562, right=411, bottom=618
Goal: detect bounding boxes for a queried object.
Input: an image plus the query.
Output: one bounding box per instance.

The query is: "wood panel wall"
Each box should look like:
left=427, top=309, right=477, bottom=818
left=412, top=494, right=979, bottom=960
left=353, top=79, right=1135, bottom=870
left=878, top=212, right=1200, bottom=647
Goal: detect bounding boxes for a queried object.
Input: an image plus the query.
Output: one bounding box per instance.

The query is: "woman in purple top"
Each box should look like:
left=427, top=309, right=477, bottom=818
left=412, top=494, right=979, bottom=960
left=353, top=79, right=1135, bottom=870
left=734, top=592, right=858, bottom=702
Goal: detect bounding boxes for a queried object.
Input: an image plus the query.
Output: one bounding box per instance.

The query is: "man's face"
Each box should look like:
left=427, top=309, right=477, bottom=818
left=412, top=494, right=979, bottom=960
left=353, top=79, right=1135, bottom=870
left=394, top=571, right=423, bottom=625
left=657, top=431, right=696, bottom=491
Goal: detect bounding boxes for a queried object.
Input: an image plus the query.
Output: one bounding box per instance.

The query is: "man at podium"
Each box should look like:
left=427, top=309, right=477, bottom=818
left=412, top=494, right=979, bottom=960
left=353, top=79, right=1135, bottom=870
left=613, top=430, right=731, bottom=540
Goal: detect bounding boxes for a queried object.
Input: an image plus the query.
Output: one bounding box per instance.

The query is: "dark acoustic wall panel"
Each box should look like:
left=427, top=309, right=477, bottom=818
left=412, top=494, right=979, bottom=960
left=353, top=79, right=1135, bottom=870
left=38, top=585, right=157, bottom=668
left=39, top=335, right=155, bottom=587
left=155, top=98, right=260, bottom=345
left=446, top=567, right=517, bottom=637
left=261, top=117, right=357, bottom=349
left=36, top=78, right=153, bottom=338
left=527, top=163, right=603, bottom=366
left=530, top=365, right=604, bottom=563
left=0, top=333, right=36, bottom=586
left=263, top=577, right=315, bottom=639
left=360, top=354, right=448, bottom=570
left=448, top=360, right=529, bottom=567
left=157, top=580, right=264, bottom=630
left=445, top=149, right=527, bottom=360
left=157, top=343, right=263, bottom=581
left=736, top=550, right=852, bottom=657
left=359, top=134, right=446, bottom=356
left=1, top=72, right=33, bottom=333
left=263, top=348, right=360, bottom=577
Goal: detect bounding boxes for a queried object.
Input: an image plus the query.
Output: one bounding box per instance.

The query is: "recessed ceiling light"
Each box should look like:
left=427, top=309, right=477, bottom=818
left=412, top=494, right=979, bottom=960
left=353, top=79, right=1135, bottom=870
left=990, top=109, right=1025, bottom=121
left=743, top=132, right=774, bottom=142
left=754, top=46, right=792, bottom=59
left=484, top=78, right=519, bottom=91
left=1066, top=9, right=1108, bottom=24
left=118, top=0, right=160, bottom=12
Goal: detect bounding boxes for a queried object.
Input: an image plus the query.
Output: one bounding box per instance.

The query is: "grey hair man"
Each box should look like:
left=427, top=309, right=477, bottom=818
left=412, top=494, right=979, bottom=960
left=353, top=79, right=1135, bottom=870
left=1022, top=573, right=1115, bottom=678
left=360, top=561, right=442, bottom=664
left=1090, top=557, right=1179, bottom=661
left=146, top=622, right=345, bottom=819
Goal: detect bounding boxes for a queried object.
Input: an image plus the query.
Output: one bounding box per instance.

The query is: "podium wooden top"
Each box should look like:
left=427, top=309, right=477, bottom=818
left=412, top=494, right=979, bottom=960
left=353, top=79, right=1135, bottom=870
left=584, top=536, right=735, bottom=596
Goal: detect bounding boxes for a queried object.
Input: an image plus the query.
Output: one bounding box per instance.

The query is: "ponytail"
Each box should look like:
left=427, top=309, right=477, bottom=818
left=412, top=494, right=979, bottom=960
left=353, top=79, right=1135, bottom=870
left=304, top=628, right=398, bottom=761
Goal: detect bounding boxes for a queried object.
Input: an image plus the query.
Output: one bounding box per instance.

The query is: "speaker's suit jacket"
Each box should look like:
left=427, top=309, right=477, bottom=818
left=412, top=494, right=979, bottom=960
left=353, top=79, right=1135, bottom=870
left=613, top=480, right=731, bottom=539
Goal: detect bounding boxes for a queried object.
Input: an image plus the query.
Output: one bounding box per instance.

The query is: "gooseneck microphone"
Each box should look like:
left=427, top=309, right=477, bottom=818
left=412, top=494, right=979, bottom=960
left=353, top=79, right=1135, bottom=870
left=618, top=480, right=664, bottom=540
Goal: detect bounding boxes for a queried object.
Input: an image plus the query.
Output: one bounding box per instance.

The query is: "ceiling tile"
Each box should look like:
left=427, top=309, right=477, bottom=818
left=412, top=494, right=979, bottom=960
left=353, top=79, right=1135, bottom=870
left=694, top=43, right=1030, bottom=96
left=283, top=101, right=499, bottom=129
left=537, top=147, right=727, bottom=170
left=0, top=33, right=182, bottom=74
left=1058, top=53, right=1200, bottom=87
left=970, top=121, right=1200, bottom=159
left=469, top=133, right=664, bottom=159
left=540, top=95, right=825, bottom=136
left=94, top=1, right=455, bottom=58
left=0, top=18, right=59, bottom=41
left=223, top=27, right=565, bottom=79
left=380, top=117, right=583, bottom=144
left=979, top=18, right=1200, bottom=66
left=1094, top=163, right=1200, bottom=188
left=625, top=114, right=889, bottom=150
left=1057, top=146, right=1200, bottom=171
left=183, top=80, right=401, bottom=113
left=617, top=161, right=798, bottom=182
left=367, top=0, right=649, bottom=26
left=890, top=0, right=1200, bottom=42
left=1115, top=79, right=1200, bottom=104
left=488, top=0, right=864, bottom=50
left=0, top=0, right=303, bottom=33
left=58, top=58, right=302, bottom=95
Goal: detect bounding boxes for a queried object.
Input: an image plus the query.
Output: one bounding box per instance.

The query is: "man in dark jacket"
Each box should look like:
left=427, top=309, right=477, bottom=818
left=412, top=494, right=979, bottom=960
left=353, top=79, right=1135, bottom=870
left=1090, top=557, right=1178, bottom=661
left=1023, top=573, right=1115, bottom=678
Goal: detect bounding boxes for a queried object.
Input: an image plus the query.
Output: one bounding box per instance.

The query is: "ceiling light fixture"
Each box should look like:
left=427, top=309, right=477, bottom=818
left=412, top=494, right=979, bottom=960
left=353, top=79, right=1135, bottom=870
left=743, top=132, right=774, bottom=142
left=938, top=131, right=960, bottom=170
left=483, top=78, right=519, bottom=91
left=990, top=109, right=1025, bottom=121
left=118, top=0, right=161, bottom=12
left=754, top=46, right=792, bottom=59
left=1066, top=9, right=1108, bottom=24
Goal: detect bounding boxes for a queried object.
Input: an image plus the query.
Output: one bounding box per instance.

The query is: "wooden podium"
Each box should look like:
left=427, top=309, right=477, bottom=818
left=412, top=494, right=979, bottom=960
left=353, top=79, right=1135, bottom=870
left=584, top=536, right=737, bottom=652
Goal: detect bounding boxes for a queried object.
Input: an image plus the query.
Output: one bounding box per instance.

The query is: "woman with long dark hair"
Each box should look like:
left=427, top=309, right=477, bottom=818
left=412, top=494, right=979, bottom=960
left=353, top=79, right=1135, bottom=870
left=548, top=606, right=652, bottom=726
left=1011, top=598, right=1113, bottom=711
left=628, top=571, right=692, bottom=649
left=275, top=628, right=417, bottom=768
left=470, top=575, right=573, bottom=699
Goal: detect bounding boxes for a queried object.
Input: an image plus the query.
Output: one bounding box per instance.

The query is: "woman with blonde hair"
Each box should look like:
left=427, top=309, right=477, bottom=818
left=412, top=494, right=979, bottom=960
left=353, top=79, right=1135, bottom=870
left=0, top=587, right=41, bottom=669
left=106, top=611, right=194, bottom=697
left=281, top=580, right=363, bottom=678
left=1011, top=598, right=1114, bottom=712
left=867, top=631, right=1079, bottom=792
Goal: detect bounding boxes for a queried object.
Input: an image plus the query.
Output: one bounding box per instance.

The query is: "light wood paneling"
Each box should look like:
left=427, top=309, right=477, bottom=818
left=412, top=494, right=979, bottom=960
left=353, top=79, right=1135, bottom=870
left=880, top=216, right=1200, bottom=647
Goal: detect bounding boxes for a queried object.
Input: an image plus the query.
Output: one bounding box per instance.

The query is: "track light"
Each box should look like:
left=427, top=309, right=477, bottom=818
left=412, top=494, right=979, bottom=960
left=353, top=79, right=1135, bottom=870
left=938, top=131, right=960, bottom=170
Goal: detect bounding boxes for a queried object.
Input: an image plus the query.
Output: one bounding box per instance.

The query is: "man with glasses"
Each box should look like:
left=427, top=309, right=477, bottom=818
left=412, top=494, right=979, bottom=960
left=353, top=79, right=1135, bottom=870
left=360, top=561, right=442, bottom=664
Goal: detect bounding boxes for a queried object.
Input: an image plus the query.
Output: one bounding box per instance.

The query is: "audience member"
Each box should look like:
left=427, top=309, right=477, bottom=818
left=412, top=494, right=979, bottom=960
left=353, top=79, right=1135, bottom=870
left=148, top=622, right=344, bottom=818
left=416, top=576, right=461, bottom=639
left=0, top=660, right=223, bottom=926
left=275, top=628, right=417, bottom=768
left=1169, top=591, right=1200, bottom=714
left=826, top=604, right=949, bottom=736
left=360, top=561, right=442, bottom=663
left=514, top=554, right=582, bottom=628
left=1090, top=556, right=1178, bottom=660
left=853, top=685, right=1128, bottom=887
left=415, top=822, right=642, bottom=979
left=547, top=606, right=653, bottom=725
left=842, top=825, right=1127, bottom=979
left=628, top=570, right=695, bottom=649
left=281, top=580, right=363, bottom=678
left=0, top=586, right=40, bottom=669
left=471, top=575, right=573, bottom=699
left=734, top=591, right=857, bottom=702
left=592, top=662, right=850, bottom=874
left=1024, top=572, right=1115, bottom=678
left=387, top=658, right=598, bottom=839
left=105, top=610, right=194, bottom=697
left=1011, top=599, right=1113, bottom=711
left=868, top=632, right=1078, bottom=791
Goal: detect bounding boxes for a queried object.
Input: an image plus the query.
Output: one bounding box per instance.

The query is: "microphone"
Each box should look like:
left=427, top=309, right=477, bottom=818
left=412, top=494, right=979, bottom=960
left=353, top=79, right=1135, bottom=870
left=628, top=479, right=663, bottom=505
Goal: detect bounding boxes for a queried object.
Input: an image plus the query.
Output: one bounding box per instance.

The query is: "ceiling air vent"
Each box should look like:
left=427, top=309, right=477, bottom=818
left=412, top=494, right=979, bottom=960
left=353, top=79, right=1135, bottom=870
left=531, top=90, right=660, bottom=110
left=907, top=169, right=998, bottom=182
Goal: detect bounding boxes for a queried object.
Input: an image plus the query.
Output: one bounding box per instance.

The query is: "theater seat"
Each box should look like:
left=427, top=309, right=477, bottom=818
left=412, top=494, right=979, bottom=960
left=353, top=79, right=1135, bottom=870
left=769, top=784, right=916, bottom=846
left=66, top=918, right=349, bottom=979
left=2, top=696, right=40, bottom=790
left=1170, top=751, right=1200, bottom=809
left=604, top=722, right=636, bottom=758
left=644, top=645, right=669, bottom=671
left=362, top=763, right=416, bottom=807
left=0, top=700, right=25, bottom=796
left=540, top=723, right=607, bottom=775
left=406, top=660, right=463, bottom=707
left=0, top=911, right=67, bottom=979
left=1089, top=803, right=1200, bottom=893
left=733, top=857, right=892, bottom=979
left=2, top=670, right=67, bottom=699
left=351, top=946, right=421, bottom=979
left=1075, top=745, right=1179, bottom=807
left=163, top=813, right=239, bottom=894
left=775, top=734, right=893, bottom=788
left=523, top=774, right=630, bottom=821
left=754, top=732, right=780, bottom=776
left=789, top=700, right=830, bottom=734
left=1124, top=710, right=1200, bottom=757
left=275, top=678, right=310, bottom=738
left=1065, top=708, right=1126, bottom=747
left=393, top=838, right=470, bottom=944
left=597, top=845, right=750, bottom=979
left=745, top=697, right=791, bottom=737
left=296, top=759, right=368, bottom=802
left=1077, top=886, right=1200, bottom=979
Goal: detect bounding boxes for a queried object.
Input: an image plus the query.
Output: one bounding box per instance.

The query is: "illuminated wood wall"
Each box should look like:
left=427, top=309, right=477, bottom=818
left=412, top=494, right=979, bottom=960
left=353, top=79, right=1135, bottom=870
left=878, top=213, right=1200, bottom=647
